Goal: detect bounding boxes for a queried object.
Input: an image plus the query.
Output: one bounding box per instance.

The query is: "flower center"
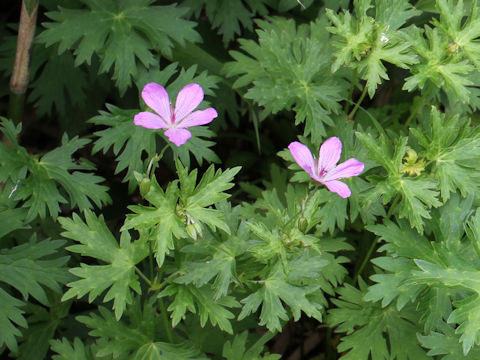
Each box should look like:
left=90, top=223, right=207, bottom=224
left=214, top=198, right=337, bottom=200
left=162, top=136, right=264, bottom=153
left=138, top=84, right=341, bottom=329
left=170, top=104, right=176, bottom=123
left=318, top=168, right=327, bottom=177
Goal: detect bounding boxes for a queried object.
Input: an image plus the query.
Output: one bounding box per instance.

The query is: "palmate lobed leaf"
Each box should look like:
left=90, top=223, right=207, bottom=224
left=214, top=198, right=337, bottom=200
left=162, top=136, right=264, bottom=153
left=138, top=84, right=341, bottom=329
left=403, top=25, right=478, bottom=105
left=356, top=131, right=441, bottom=232
left=0, top=238, right=70, bottom=306
left=239, top=264, right=324, bottom=332
left=183, top=0, right=269, bottom=45
left=326, top=0, right=419, bottom=97
left=0, top=119, right=110, bottom=221
left=225, top=17, right=348, bottom=143
left=0, top=288, right=27, bottom=354
left=50, top=337, right=95, bottom=360
left=433, top=0, right=480, bottom=68
left=328, top=279, right=428, bottom=360
left=159, top=284, right=239, bottom=334
left=38, top=0, right=200, bottom=94
left=410, top=107, right=480, bottom=201
left=123, top=162, right=240, bottom=266
left=59, top=210, right=148, bottom=320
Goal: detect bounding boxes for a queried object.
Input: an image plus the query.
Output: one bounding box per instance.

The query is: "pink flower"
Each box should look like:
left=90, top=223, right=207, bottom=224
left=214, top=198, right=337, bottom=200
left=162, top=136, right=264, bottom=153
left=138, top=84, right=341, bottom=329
left=288, top=137, right=364, bottom=198
left=134, top=83, right=218, bottom=146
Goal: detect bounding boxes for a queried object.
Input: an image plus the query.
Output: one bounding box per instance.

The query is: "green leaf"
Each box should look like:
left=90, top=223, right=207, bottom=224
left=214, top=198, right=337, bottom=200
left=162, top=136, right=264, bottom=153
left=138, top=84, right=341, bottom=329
left=403, top=26, right=476, bottom=104
left=239, top=264, right=323, bottom=332
left=419, top=324, right=480, bottom=359
left=326, top=0, right=419, bottom=97
left=159, top=284, right=239, bottom=334
left=135, top=342, right=207, bottom=360
left=17, top=300, right=70, bottom=360
left=328, top=279, right=428, bottom=360
left=222, top=331, right=281, bottom=360
left=0, top=238, right=70, bottom=306
left=225, top=17, right=348, bottom=143
left=76, top=300, right=157, bottom=358
left=90, top=104, right=158, bottom=192
left=433, top=0, right=480, bottom=68
left=122, top=178, right=184, bottom=267
left=183, top=0, right=269, bottom=44
left=0, top=119, right=111, bottom=221
left=0, top=287, right=27, bottom=354
left=29, top=46, right=88, bottom=116
left=411, top=107, right=480, bottom=201
left=123, top=164, right=240, bottom=266
left=38, top=0, right=200, bottom=94
left=357, top=132, right=441, bottom=232
left=59, top=210, right=148, bottom=320
left=51, top=337, right=95, bottom=360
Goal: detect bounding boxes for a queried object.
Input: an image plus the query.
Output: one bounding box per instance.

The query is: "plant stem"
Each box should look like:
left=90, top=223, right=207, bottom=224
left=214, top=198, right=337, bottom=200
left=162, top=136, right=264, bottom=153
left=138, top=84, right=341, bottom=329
left=344, top=70, right=358, bottom=114
left=147, top=144, right=169, bottom=178
left=348, top=85, right=368, bottom=120
left=134, top=266, right=152, bottom=286
left=158, top=296, right=174, bottom=343
left=405, top=84, right=434, bottom=127
left=353, top=237, right=377, bottom=283
left=8, top=0, right=38, bottom=124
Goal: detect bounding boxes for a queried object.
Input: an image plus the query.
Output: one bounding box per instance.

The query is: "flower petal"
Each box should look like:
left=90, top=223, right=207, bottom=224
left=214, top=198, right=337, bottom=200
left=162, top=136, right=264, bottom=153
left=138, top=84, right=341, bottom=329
left=174, top=83, right=204, bottom=122
left=324, top=158, right=364, bottom=181
left=324, top=180, right=351, bottom=198
left=134, top=112, right=169, bottom=129
left=288, top=141, right=316, bottom=178
left=142, top=83, right=171, bottom=123
left=318, top=137, right=342, bottom=172
left=177, top=108, right=217, bottom=128
left=164, top=128, right=192, bottom=146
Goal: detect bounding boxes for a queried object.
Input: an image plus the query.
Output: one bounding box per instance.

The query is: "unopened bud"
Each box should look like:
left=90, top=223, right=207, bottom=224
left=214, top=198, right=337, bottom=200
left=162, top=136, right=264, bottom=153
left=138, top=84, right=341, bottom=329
left=139, top=178, right=151, bottom=197
left=298, top=217, right=308, bottom=233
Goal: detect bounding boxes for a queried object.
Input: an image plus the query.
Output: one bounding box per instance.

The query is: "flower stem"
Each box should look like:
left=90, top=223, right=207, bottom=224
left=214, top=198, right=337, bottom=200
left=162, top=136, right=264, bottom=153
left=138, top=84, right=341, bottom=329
left=8, top=0, right=38, bottom=124
left=147, top=144, right=169, bottom=178
left=344, top=69, right=358, bottom=115
left=348, top=85, right=368, bottom=121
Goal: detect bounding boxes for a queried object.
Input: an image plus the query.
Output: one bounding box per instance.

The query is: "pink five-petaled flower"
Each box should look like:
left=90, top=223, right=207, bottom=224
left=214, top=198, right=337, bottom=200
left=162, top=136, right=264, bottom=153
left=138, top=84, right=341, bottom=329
left=134, top=82, right=218, bottom=146
left=288, top=137, right=364, bottom=198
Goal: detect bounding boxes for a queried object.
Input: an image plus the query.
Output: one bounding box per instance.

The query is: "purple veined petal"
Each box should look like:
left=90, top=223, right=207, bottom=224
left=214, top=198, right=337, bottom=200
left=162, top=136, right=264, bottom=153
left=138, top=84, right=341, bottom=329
left=288, top=141, right=316, bottom=178
left=177, top=108, right=217, bottom=128
left=323, top=158, right=364, bottom=181
left=142, top=83, right=172, bottom=123
left=174, top=84, right=204, bottom=122
left=134, top=112, right=169, bottom=129
left=164, top=128, right=192, bottom=146
left=324, top=180, right=351, bottom=198
left=318, top=137, right=342, bottom=173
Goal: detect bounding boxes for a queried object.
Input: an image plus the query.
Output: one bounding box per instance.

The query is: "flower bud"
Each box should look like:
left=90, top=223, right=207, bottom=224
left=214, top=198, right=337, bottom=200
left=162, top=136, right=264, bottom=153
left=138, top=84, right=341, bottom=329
left=139, top=177, right=151, bottom=197
left=298, top=216, right=308, bottom=233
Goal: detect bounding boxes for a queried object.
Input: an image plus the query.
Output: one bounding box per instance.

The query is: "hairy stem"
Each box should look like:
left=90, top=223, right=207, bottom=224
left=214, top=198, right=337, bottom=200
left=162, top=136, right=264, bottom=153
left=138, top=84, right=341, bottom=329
left=8, top=0, right=38, bottom=124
